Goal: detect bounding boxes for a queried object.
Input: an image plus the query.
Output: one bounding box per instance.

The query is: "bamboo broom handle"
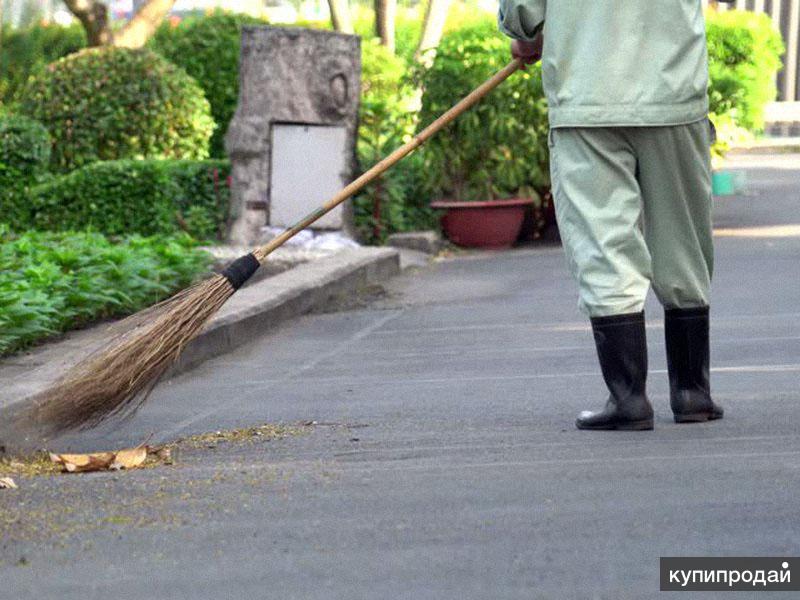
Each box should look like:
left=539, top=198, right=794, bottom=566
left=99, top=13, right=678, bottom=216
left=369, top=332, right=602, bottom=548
left=252, top=58, right=524, bottom=262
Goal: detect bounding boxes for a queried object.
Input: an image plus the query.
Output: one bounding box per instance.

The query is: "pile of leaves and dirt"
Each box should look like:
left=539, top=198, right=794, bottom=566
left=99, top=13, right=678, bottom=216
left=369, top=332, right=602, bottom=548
left=0, top=422, right=309, bottom=489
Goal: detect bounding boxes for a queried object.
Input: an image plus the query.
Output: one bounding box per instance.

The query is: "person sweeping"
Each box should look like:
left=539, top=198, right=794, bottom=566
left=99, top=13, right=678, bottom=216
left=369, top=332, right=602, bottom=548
left=2, top=4, right=730, bottom=441
left=498, top=0, right=728, bottom=430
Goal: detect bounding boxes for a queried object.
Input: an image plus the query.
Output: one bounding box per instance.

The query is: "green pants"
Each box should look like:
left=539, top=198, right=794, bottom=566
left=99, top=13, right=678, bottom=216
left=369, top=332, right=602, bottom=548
left=549, top=120, right=714, bottom=317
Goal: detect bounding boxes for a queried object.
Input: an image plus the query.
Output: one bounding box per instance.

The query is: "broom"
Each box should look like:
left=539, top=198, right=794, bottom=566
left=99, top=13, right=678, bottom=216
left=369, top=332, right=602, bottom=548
left=16, top=58, right=524, bottom=437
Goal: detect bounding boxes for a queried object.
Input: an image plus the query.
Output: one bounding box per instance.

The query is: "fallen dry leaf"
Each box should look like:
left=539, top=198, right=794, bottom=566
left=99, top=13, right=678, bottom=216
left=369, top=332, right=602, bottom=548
left=49, top=451, right=115, bottom=473
left=48, top=443, right=163, bottom=474
left=110, top=446, right=147, bottom=471
left=0, top=477, right=18, bottom=489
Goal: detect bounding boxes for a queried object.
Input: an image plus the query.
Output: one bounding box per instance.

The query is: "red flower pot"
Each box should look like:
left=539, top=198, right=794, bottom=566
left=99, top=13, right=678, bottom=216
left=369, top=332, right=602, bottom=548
left=431, top=198, right=533, bottom=249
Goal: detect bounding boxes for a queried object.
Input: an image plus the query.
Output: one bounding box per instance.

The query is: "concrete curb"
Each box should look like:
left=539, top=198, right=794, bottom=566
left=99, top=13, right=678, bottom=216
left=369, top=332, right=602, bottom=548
left=173, top=247, right=399, bottom=372
left=0, top=247, right=400, bottom=424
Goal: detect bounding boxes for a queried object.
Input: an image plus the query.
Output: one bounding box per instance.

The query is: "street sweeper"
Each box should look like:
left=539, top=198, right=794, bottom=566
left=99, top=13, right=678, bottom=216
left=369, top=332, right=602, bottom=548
left=3, top=2, right=733, bottom=440
left=498, top=0, right=729, bottom=430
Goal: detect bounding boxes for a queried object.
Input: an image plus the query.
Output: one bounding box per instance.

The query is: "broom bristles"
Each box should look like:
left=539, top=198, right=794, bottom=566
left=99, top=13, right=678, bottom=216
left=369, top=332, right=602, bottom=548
left=18, top=274, right=236, bottom=437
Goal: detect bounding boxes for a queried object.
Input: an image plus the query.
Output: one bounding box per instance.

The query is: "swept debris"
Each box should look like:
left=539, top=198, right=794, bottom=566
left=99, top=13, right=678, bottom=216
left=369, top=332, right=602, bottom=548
left=49, top=444, right=157, bottom=473
left=1, top=422, right=308, bottom=478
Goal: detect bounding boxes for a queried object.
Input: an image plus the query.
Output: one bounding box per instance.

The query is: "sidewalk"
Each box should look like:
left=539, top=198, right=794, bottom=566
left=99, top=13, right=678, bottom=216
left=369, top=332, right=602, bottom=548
left=2, top=153, right=800, bottom=598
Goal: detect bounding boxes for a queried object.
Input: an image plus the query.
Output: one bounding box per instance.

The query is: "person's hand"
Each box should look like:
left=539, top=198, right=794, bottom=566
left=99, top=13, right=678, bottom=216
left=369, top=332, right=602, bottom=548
left=511, top=34, right=543, bottom=68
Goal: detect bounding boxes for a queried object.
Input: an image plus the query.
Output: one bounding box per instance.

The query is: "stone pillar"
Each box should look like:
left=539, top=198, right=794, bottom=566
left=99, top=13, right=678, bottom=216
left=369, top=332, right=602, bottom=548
left=225, top=26, right=361, bottom=245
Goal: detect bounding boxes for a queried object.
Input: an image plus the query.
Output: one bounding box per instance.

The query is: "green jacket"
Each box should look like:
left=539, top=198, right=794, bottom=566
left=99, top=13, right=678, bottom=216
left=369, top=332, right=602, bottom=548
left=497, top=0, right=710, bottom=128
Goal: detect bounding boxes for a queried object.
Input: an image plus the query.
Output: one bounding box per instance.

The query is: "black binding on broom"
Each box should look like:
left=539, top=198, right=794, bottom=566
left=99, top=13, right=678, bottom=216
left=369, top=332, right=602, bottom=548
left=221, top=253, right=260, bottom=289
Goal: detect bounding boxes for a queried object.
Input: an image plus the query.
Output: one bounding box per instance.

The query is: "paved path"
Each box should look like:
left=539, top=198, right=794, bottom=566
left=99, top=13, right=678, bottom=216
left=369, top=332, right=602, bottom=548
left=2, top=154, right=800, bottom=599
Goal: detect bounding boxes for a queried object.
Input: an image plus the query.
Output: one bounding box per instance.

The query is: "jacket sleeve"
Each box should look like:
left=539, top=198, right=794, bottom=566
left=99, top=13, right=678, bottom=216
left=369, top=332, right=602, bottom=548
left=497, top=0, right=546, bottom=42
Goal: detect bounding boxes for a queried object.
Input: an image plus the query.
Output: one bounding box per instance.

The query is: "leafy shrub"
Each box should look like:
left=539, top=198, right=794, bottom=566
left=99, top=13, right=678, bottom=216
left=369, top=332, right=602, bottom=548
left=0, top=113, right=50, bottom=177
left=19, top=47, right=214, bottom=172
left=150, top=11, right=267, bottom=158
left=353, top=39, right=436, bottom=243
left=164, top=160, right=232, bottom=239
left=706, top=10, right=784, bottom=132
left=0, top=228, right=211, bottom=356
left=0, top=22, right=86, bottom=108
left=418, top=20, right=549, bottom=209
left=0, top=114, right=51, bottom=230
left=28, top=159, right=231, bottom=240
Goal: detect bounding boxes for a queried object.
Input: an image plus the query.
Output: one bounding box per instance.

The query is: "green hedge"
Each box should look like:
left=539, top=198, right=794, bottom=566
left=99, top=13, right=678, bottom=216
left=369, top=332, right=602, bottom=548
left=0, top=228, right=211, bottom=356
left=0, top=22, right=86, bottom=109
left=0, top=113, right=50, bottom=177
left=706, top=10, right=784, bottom=132
left=418, top=20, right=549, bottom=205
left=20, top=47, right=215, bottom=172
left=0, top=114, right=51, bottom=231
left=28, top=159, right=231, bottom=240
left=150, top=12, right=267, bottom=158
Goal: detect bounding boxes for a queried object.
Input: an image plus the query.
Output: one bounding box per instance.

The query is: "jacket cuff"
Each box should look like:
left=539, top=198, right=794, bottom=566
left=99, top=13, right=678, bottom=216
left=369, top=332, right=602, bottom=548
left=497, top=0, right=545, bottom=42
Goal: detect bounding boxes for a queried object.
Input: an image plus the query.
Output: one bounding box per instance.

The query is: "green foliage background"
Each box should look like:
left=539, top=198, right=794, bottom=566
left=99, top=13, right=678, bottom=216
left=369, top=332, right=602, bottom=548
left=418, top=20, right=549, bottom=205
left=706, top=10, right=784, bottom=132
left=0, top=22, right=87, bottom=109
left=354, top=39, right=436, bottom=243
left=150, top=12, right=267, bottom=158
left=19, top=47, right=215, bottom=172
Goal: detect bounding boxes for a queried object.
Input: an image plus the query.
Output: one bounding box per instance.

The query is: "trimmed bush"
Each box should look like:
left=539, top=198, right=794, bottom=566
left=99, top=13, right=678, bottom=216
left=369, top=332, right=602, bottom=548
left=150, top=11, right=267, bottom=158
left=0, top=22, right=86, bottom=108
left=19, top=47, right=214, bottom=172
left=0, top=228, right=211, bottom=356
left=29, top=159, right=231, bottom=240
left=0, top=114, right=51, bottom=230
left=418, top=20, right=550, bottom=206
left=706, top=10, right=784, bottom=132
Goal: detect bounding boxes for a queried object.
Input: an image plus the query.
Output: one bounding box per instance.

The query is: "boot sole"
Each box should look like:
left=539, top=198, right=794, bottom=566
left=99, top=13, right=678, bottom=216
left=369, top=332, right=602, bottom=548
left=576, top=419, right=654, bottom=431
left=673, top=412, right=723, bottom=424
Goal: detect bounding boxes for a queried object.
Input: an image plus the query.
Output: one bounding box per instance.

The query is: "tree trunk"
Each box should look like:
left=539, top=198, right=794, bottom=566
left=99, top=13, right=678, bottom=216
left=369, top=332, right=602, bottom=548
left=62, top=0, right=113, bottom=46
left=327, top=0, right=354, bottom=34
left=374, top=0, right=396, bottom=54
left=415, top=0, right=451, bottom=64
left=63, top=0, right=176, bottom=48
left=114, top=0, right=176, bottom=48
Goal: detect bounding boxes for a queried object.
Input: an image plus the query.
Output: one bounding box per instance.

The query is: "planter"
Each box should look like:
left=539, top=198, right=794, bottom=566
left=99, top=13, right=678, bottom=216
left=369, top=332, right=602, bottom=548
left=431, top=198, right=533, bottom=249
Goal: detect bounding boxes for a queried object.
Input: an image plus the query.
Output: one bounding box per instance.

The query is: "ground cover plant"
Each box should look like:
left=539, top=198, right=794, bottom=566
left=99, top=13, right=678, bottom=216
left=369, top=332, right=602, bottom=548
left=0, top=229, right=211, bottom=356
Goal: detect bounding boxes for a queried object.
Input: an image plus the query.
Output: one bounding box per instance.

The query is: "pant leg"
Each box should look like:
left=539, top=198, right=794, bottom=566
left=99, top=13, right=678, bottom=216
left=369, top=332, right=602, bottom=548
left=630, top=120, right=713, bottom=309
left=549, top=127, right=653, bottom=317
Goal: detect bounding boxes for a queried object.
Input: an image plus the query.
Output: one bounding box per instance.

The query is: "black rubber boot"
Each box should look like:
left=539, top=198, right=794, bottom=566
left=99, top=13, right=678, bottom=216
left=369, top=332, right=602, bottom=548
left=665, top=306, right=724, bottom=423
left=576, top=312, right=654, bottom=431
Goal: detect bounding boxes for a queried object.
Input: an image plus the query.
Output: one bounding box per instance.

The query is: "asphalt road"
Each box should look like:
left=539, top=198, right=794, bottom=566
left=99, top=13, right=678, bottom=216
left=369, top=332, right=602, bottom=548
left=2, top=154, right=800, bottom=599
